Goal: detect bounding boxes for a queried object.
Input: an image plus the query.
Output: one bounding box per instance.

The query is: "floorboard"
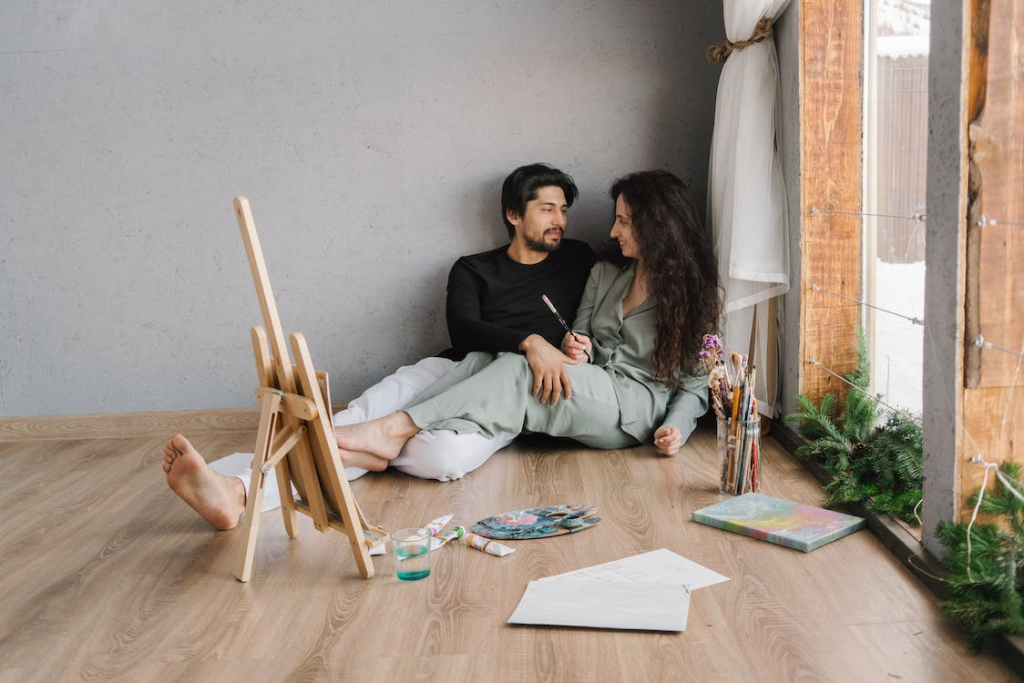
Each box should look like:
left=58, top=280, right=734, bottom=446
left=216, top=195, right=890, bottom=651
left=0, top=418, right=1016, bottom=682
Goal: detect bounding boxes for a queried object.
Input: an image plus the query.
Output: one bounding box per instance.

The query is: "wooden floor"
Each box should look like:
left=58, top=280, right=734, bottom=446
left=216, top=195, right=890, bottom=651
left=0, top=416, right=1017, bottom=682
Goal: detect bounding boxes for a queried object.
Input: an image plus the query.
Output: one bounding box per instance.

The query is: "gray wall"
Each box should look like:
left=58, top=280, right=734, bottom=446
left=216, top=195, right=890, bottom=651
left=1, top=1, right=722, bottom=416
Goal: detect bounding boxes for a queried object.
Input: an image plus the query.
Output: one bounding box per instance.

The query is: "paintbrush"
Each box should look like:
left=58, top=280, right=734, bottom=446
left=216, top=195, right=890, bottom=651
left=541, top=294, right=591, bottom=361
left=730, top=351, right=743, bottom=386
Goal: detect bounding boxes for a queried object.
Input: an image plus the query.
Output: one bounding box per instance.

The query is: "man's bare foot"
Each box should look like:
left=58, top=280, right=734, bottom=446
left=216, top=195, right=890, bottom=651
left=334, top=413, right=419, bottom=470
left=163, top=434, right=246, bottom=531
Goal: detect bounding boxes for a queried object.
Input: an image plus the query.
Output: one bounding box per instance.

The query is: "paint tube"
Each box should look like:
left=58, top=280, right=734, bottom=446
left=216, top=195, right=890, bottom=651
left=463, top=532, right=515, bottom=557
left=423, top=514, right=453, bottom=537
left=430, top=525, right=465, bottom=551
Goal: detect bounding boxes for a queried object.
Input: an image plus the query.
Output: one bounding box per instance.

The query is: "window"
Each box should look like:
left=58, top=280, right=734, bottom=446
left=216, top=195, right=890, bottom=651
left=864, top=0, right=930, bottom=414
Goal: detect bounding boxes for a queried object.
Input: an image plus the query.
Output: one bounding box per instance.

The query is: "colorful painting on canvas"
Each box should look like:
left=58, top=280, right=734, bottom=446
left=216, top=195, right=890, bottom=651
left=692, top=493, right=866, bottom=552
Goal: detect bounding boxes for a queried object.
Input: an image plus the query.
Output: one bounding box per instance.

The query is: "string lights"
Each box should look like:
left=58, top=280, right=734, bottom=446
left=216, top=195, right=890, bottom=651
left=976, top=215, right=1024, bottom=227
left=810, top=283, right=925, bottom=326
left=971, top=335, right=1024, bottom=360
left=806, top=358, right=915, bottom=423
left=809, top=206, right=926, bottom=222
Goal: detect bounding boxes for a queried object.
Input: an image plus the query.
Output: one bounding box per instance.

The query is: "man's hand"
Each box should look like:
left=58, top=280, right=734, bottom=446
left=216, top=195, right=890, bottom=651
left=519, top=334, right=576, bottom=405
left=653, top=425, right=682, bottom=456
left=562, top=332, right=592, bottom=363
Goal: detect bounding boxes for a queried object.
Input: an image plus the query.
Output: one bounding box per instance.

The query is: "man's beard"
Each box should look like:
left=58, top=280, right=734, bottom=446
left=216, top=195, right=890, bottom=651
left=525, top=230, right=562, bottom=252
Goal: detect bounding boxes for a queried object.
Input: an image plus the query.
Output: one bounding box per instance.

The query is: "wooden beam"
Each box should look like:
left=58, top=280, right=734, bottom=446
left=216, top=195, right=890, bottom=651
left=799, top=1, right=864, bottom=404
left=961, top=0, right=1024, bottom=524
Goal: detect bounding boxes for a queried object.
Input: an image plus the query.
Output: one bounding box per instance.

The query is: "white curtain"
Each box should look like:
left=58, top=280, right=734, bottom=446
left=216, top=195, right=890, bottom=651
left=708, top=0, right=792, bottom=417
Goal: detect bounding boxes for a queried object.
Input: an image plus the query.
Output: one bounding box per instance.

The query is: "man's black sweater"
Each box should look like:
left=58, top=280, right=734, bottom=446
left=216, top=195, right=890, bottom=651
left=439, top=239, right=595, bottom=361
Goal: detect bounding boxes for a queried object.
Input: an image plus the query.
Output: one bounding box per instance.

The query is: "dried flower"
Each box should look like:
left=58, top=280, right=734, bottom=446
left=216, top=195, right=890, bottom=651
left=701, top=334, right=723, bottom=351
left=699, top=334, right=724, bottom=376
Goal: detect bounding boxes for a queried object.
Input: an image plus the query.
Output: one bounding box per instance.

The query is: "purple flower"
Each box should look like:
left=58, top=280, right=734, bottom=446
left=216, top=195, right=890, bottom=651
left=701, top=334, right=722, bottom=351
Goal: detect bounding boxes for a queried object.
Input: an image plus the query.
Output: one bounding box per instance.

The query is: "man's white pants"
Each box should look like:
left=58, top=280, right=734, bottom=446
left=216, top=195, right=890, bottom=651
left=209, top=357, right=517, bottom=512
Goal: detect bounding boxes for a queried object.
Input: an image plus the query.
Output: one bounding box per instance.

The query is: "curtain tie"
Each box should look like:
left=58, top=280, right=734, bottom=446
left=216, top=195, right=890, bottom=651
left=707, top=16, right=774, bottom=62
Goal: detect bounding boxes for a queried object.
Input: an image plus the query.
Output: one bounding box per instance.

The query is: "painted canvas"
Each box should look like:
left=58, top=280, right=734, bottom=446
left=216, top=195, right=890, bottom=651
left=691, top=493, right=867, bottom=552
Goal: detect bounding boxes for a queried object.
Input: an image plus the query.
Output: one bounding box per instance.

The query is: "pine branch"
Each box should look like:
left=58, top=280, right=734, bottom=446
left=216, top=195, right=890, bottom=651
left=786, top=392, right=839, bottom=441
left=785, top=329, right=923, bottom=524
left=938, top=467, right=1024, bottom=651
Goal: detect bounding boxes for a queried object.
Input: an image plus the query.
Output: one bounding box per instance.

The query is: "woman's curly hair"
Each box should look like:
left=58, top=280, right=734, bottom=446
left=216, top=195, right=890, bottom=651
left=600, top=171, right=723, bottom=384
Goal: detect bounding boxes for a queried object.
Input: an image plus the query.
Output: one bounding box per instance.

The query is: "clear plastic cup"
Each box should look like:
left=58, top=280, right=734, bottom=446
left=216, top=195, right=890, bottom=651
left=390, top=528, right=431, bottom=581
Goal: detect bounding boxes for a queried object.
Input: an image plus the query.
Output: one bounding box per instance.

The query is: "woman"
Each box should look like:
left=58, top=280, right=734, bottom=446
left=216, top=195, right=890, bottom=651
left=336, top=170, right=722, bottom=471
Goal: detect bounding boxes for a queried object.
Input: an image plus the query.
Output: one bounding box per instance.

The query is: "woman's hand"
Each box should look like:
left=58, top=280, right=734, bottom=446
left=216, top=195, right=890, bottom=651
left=562, top=332, right=592, bottom=363
left=653, top=425, right=682, bottom=456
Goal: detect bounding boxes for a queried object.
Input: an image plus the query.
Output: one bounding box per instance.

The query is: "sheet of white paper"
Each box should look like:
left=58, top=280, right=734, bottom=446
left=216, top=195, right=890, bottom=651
left=508, top=580, right=690, bottom=631
left=540, top=548, right=729, bottom=591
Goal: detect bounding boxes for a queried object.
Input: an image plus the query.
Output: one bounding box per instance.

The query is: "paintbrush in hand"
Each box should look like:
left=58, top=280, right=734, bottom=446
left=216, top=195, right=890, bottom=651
left=541, top=294, right=591, bottom=362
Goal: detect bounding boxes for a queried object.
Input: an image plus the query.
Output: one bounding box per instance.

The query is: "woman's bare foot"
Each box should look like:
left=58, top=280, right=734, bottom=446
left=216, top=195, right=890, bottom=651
left=334, top=412, right=419, bottom=471
left=335, top=444, right=391, bottom=473
left=163, top=434, right=246, bottom=530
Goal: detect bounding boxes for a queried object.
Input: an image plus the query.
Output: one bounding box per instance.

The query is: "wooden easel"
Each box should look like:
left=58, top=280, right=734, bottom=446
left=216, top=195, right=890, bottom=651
left=232, top=196, right=385, bottom=582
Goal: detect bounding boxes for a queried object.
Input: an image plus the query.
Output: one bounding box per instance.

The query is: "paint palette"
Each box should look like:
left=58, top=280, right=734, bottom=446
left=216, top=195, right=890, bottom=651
left=471, top=504, right=601, bottom=540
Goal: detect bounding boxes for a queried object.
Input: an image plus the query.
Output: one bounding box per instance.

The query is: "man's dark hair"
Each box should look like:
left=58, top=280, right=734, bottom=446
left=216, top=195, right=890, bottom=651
left=500, top=163, right=579, bottom=238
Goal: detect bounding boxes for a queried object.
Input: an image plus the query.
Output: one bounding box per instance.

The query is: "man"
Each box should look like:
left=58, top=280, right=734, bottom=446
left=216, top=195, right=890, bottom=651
left=163, top=163, right=595, bottom=530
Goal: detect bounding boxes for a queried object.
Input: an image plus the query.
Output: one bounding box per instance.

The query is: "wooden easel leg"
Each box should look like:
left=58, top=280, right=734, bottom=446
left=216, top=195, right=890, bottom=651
left=251, top=326, right=299, bottom=537
left=273, top=419, right=299, bottom=540
left=235, top=391, right=281, bottom=582
left=291, top=332, right=376, bottom=579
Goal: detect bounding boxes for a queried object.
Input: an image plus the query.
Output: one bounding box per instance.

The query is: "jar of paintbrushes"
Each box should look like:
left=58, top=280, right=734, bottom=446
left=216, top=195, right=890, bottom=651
left=700, top=335, right=761, bottom=496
